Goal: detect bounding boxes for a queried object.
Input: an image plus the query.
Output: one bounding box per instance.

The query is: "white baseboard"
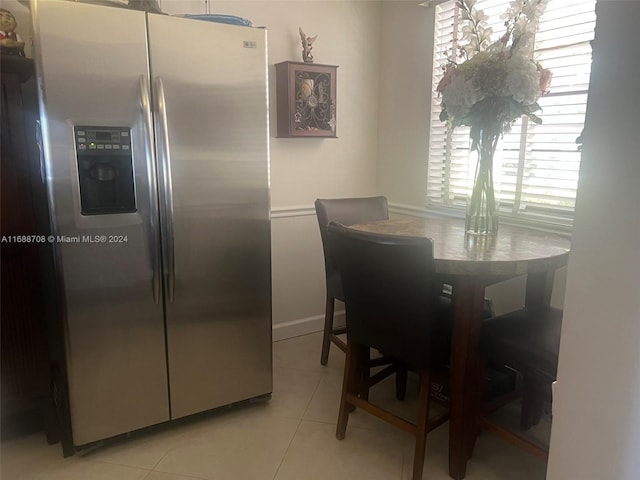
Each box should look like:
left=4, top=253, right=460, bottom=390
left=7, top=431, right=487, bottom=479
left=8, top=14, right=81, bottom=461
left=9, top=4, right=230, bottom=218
left=272, top=310, right=345, bottom=342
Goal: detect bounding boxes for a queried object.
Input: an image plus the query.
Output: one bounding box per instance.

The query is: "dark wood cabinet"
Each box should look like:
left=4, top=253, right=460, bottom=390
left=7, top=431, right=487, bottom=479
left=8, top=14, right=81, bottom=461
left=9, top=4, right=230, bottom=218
left=1, top=55, right=59, bottom=442
left=275, top=61, right=337, bottom=138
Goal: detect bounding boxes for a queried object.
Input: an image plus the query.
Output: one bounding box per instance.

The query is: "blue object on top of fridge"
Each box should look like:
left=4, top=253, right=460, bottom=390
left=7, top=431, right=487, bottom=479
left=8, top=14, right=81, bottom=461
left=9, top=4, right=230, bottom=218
left=31, top=0, right=272, bottom=455
left=182, top=14, right=253, bottom=27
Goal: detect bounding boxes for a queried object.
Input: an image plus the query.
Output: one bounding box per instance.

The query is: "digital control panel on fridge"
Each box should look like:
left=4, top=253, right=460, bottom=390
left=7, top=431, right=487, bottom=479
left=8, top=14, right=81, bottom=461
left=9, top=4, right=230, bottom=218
left=74, top=125, right=136, bottom=215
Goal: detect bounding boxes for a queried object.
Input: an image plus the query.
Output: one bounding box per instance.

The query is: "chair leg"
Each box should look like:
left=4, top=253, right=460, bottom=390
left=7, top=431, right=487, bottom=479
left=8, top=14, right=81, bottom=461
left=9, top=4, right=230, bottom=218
left=320, top=295, right=335, bottom=365
left=337, top=341, right=360, bottom=440
left=412, top=368, right=431, bottom=480
left=520, top=378, right=545, bottom=430
left=42, top=391, right=60, bottom=445
left=396, top=364, right=408, bottom=401
left=358, top=347, right=372, bottom=401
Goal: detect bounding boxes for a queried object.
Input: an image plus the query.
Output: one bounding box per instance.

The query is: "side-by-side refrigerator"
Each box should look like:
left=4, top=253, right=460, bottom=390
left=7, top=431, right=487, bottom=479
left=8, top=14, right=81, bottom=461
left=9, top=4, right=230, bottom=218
left=31, top=0, right=272, bottom=451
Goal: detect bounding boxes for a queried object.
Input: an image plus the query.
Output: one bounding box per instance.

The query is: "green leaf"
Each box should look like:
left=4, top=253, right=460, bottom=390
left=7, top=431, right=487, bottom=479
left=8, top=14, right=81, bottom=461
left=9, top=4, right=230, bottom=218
left=527, top=113, right=542, bottom=124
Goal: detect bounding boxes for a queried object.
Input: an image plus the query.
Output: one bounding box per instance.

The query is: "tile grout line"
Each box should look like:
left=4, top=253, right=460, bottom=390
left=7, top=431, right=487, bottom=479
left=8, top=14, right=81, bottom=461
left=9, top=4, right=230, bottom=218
left=270, top=363, right=328, bottom=480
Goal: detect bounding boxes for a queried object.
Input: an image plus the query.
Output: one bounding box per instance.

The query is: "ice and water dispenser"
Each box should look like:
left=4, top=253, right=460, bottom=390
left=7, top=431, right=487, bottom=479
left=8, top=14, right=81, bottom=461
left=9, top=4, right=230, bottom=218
left=74, top=126, right=136, bottom=215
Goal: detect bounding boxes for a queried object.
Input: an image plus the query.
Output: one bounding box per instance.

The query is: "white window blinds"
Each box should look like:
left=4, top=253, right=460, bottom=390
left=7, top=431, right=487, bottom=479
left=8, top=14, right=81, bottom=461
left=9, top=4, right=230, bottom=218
left=427, top=0, right=597, bottom=230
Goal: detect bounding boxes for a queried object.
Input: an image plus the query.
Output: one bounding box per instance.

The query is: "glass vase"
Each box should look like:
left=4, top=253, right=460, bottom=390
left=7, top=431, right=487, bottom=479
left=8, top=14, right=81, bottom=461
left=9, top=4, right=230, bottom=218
left=465, top=130, right=499, bottom=235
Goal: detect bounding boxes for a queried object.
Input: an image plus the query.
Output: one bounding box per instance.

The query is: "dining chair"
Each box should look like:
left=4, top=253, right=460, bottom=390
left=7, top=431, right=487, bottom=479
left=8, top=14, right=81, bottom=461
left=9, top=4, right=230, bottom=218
left=327, top=222, right=450, bottom=480
left=479, top=306, right=563, bottom=460
left=314, top=196, right=390, bottom=365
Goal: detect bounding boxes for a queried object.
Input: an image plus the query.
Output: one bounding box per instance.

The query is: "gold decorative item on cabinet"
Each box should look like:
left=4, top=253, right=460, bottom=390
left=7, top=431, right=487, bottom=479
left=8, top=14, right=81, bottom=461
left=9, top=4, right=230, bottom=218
left=275, top=61, right=337, bottom=138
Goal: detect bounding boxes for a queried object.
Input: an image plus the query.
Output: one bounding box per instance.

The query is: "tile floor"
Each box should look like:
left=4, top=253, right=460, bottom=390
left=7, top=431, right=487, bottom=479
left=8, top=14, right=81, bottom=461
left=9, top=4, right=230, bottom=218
left=1, top=332, right=550, bottom=480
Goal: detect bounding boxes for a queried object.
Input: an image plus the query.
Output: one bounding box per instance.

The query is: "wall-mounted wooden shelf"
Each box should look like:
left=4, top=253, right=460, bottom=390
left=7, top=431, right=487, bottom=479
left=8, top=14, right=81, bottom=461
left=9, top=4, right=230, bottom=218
left=275, top=61, right=337, bottom=138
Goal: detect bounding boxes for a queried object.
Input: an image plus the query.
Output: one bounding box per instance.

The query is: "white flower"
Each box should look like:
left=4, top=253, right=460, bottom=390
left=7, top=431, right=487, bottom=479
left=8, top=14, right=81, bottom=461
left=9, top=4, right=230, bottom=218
left=442, top=73, right=483, bottom=120
left=437, top=0, right=550, bottom=129
left=502, top=55, right=540, bottom=104
left=523, top=0, right=549, bottom=22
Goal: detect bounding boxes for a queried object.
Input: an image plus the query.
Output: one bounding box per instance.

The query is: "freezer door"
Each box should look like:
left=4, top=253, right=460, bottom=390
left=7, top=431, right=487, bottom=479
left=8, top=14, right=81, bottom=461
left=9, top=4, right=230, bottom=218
left=148, top=15, right=272, bottom=419
left=32, top=0, right=169, bottom=445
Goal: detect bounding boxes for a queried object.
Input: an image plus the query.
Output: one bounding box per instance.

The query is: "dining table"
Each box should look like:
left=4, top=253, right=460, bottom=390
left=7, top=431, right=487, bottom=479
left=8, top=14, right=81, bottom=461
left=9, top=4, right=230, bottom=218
left=347, top=216, right=571, bottom=480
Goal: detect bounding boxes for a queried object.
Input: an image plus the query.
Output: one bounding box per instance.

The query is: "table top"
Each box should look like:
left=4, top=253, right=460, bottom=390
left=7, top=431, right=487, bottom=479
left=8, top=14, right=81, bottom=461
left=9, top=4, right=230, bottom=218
left=348, top=217, right=571, bottom=276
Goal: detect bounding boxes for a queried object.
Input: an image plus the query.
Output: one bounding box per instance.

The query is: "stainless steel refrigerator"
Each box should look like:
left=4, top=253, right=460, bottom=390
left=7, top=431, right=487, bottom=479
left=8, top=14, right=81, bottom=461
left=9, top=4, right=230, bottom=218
left=31, top=0, right=272, bottom=449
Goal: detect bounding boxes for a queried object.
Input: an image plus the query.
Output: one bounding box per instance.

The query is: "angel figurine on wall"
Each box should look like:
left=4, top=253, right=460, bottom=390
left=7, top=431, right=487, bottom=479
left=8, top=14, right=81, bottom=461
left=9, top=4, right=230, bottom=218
left=299, top=27, right=317, bottom=64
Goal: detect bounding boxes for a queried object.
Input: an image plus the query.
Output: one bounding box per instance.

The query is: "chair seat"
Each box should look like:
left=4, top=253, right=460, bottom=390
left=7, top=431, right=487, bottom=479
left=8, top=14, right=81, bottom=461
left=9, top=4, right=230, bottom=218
left=481, top=307, right=563, bottom=382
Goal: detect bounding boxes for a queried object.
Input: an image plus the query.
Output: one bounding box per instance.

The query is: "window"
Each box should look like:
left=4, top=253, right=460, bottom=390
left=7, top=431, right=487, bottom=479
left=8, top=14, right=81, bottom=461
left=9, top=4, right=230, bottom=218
left=427, top=0, right=597, bottom=231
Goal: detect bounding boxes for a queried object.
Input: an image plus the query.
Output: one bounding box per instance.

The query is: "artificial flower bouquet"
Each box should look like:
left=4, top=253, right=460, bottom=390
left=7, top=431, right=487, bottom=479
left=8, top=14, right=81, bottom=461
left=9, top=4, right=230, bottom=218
left=435, top=0, right=552, bottom=234
left=437, top=0, right=553, bottom=143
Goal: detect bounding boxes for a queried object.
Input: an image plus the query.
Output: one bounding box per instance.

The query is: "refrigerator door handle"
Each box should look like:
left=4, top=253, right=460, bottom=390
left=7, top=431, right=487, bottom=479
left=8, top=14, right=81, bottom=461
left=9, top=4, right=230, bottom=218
left=35, top=119, right=46, bottom=184
left=155, top=76, right=176, bottom=303
left=140, top=75, right=161, bottom=304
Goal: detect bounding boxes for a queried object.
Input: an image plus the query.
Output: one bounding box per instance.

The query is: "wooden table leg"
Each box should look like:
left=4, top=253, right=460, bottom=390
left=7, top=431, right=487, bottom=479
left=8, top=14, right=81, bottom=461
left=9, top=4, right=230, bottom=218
left=448, top=277, right=487, bottom=480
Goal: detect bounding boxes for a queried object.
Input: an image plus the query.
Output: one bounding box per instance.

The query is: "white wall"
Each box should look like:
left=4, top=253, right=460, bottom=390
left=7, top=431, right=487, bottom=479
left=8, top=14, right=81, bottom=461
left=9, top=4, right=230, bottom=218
left=546, top=2, right=640, bottom=478
left=377, top=1, right=432, bottom=208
